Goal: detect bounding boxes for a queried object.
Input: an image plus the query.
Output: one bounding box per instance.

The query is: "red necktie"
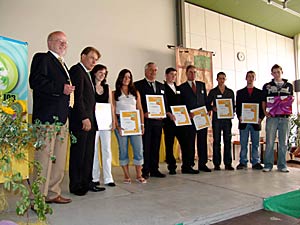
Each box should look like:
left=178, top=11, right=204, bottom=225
left=192, top=82, right=196, bottom=94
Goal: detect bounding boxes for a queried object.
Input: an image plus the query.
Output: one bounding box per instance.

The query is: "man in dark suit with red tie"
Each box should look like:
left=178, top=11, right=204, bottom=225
left=29, top=31, right=73, bottom=204
left=180, top=65, right=211, bottom=173
left=134, top=62, right=166, bottom=179
left=69, top=47, right=105, bottom=196
left=163, top=67, right=191, bottom=175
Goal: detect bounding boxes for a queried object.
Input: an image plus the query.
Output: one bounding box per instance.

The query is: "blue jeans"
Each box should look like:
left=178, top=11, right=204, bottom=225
left=239, top=124, right=260, bottom=165
left=264, top=117, right=289, bottom=170
left=114, top=130, right=144, bottom=166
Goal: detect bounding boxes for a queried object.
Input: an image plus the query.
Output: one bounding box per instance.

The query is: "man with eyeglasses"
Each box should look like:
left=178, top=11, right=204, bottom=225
left=69, top=46, right=105, bottom=196
left=29, top=31, right=74, bottom=204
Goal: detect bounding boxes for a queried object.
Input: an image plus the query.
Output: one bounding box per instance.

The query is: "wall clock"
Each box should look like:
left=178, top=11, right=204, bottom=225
left=237, top=51, right=245, bottom=61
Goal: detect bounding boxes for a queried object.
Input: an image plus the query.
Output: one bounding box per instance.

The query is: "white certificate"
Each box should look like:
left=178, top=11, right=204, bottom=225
left=146, top=95, right=166, bottom=118
left=170, top=105, right=191, bottom=126
left=95, top=103, right=112, bottom=130
left=190, top=106, right=211, bottom=130
left=120, top=110, right=142, bottom=136
left=241, top=103, right=259, bottom=124
left=216, top=99, right=234, bottom=119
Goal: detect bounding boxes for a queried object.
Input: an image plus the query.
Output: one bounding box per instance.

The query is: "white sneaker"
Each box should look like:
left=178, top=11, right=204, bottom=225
left=262, top=168, right=272, bottom=172
left=279, top=168, right=289, bottom=173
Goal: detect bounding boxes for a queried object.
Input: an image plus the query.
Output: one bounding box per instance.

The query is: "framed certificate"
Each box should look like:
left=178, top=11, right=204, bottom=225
left=120, top=110, right=142, bottom=136
left=190, top=106, right=211, bottom=130
left=216, top=98, right=234, bottom=119
left=146, top=95, right=166, bottom=118
left=95, top=103, right=112, bottom=130
left=241, top=103, right=259, bottom=124
left=170, top=105, right=191, bottom=126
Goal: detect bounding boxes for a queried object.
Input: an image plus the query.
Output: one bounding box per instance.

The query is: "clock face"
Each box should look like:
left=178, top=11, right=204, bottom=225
left=237, top=52, right=245, bottom=61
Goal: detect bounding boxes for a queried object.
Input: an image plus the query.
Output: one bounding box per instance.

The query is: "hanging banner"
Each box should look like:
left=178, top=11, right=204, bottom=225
left=0, top=36, right=28, bottom=183
left=175, top=47, right=213, bottom=92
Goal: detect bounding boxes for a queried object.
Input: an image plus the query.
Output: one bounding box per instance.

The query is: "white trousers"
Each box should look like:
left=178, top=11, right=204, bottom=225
left=92, top=130, right=114, bottom=184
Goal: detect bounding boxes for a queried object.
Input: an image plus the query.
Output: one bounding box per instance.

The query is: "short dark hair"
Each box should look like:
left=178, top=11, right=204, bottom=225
left=165, top=67, right=177, bottom=75
left=271, top=64, right=282, bottom=72
left=80, top=46, right=101, bottom=59
left=186, top=65, right=196, bottom=73
left=217, top=72, right=226, bottom=79
left=246, top=70, right=256, bottom=79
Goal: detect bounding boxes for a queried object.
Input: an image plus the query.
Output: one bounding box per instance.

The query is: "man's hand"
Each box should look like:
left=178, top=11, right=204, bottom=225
left=64, top=84, right=75, bottom=95
left=82, top=118, right=91, bottom=131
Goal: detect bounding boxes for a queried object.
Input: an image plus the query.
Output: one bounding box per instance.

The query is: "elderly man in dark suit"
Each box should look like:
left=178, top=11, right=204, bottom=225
left=236, top=71, right=264, bottom=170
left=180, top=65, right=211, bottom=173
left=69, top=47, right=105, bottom=196
left=29, top=31, right=74, bottom=204
left=134, top=62, right=166, bottom=179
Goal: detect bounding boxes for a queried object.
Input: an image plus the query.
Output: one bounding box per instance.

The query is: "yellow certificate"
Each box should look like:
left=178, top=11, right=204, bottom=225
left=120, top=110, right=142, bottom=136
left=146, top=95, right=166, bottom=118
left=170, top=105, right=191, bottom=126
left=216, top=99, right=234, bottom=119
left=190, top=106, right=211, bottom=130
left=241, top=103, right=259, bottom=124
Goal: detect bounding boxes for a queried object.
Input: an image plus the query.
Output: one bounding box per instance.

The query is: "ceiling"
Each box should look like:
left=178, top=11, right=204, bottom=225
left=186, top=0, right=300, bottom=38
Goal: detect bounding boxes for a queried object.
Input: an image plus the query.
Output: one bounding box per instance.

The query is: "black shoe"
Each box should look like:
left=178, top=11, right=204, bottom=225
left=105, top=182, right=116, bottom=187
left=89, top=186, right=106, bottom=192
left=236, top=163, right=247, bottom=170
left=92, top=181, right=100, bottom=186
left=142, top=173, right=149, bottom=179
left=150, top=171, right=166, bottom=178
left=70, top=188, right=88, bottom=196
left=225, top=165, right=235, bottom=171
left=199, top=165, right=211, bottom=172
left=169, top=170, right=177, bottom=175
left=181, top=168, right=199, bottom=174
left=252, top=163, right=263, bottom=170
left=214, top=165, right=221, bottom=171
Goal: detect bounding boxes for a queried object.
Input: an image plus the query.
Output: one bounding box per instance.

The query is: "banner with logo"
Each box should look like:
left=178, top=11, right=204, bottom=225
left=0, top=36, right=28, bottom=183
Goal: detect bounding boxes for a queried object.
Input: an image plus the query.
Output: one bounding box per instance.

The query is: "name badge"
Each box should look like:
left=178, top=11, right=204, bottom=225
left=217, top=95, right=222, bottom=98
left=176, top=91, right=180, bottom=94
left=161, top=90, right=164, bottom=94
left=201, top=90, right=204, bottom=94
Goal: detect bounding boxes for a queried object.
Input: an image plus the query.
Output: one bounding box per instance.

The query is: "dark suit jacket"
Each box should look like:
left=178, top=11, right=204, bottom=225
left=69, top=63, right=96, bottom=131
left=179, top=81, right=208, bottom=112
left=134, top=78, right=166, bottom=125
left=236, top=87, right=264, bottom=131
left=163, top=82, right=181, bottom=126
left=29, top=51, right=70, bottom=124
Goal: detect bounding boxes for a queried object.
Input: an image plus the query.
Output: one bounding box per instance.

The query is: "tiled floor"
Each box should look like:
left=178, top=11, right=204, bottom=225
left=1, top=159, right=300, bottom=225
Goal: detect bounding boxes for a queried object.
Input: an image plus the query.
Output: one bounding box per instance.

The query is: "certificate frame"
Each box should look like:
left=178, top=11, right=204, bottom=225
left=241, top=103, right=259, bottom=124
left=120, top=110, right=142, bottom=136
left=216, top=98, right=234, bottom=119
left=190, top=106, right=211, bottom=130
left=95, top=103, right=112, bottom=130
left=170, top=105, right=191, bottom=126
left=146, top=95, right=166, bottom=118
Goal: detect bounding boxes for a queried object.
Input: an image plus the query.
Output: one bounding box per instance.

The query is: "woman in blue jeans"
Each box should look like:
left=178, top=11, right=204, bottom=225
left=112, top=69, right=146, bottom=184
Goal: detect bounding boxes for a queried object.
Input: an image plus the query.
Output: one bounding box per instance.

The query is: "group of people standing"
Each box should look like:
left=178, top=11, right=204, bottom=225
left=29, top=30, right=294, bottom=207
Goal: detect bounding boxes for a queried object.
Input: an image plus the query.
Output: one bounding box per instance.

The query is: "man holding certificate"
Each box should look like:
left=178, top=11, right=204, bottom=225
left=134, top=62, right=167, bottom=179
left=207, top=72, right=235, bottom=171
left=163, top=67, right=190, bottom=175
left=236, top=71, right=264, bottom=170
left=180, top=65, right=211, bottom=173
left=262, top=64, right=294, bottom=173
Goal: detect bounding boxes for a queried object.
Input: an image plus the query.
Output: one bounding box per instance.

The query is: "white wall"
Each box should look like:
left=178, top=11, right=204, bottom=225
left=0, top=0, right=177, bottom=112
left=185, top=2, right=296, bottom=134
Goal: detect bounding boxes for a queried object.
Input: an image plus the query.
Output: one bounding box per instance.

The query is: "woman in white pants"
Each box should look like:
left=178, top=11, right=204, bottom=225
left=90, top=64, right=115, bottom=187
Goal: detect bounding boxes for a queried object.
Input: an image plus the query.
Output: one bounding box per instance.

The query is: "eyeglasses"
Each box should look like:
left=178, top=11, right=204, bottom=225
left=50, top=39, right=68, bottom=46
